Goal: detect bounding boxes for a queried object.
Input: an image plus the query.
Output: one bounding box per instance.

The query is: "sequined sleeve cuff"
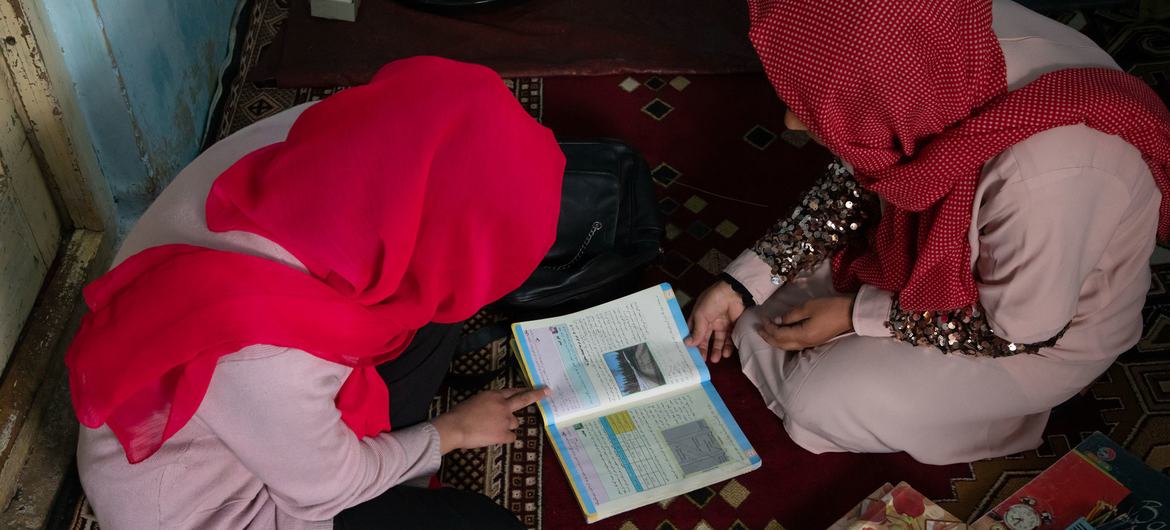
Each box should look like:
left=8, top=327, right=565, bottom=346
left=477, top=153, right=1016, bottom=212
left=885, top=298, right=1066, bottom=357
left=750, top=160, right=877, bottom=287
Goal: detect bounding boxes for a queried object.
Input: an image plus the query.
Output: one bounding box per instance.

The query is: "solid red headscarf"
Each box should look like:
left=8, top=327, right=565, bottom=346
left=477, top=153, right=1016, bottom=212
left=748, top=0, right=1170, bottom=310
left=66, top=57, right=565, bottom=463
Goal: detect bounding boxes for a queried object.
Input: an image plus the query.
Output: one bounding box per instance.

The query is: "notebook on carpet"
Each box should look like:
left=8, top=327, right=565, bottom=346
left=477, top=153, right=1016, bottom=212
left=510, top=283, right=761, bottom=523
left=828, top=481, right=963, bottom=530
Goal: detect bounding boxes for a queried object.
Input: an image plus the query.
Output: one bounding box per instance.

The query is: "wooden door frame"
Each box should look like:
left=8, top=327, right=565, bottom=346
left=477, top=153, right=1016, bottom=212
left=0, top=0, right=118, bottom=526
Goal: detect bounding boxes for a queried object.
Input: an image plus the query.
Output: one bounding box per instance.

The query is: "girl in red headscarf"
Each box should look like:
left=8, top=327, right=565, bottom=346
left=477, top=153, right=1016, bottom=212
left=68, top=57, right=563, bottom=529
left=687, top=0, right=1170, bottom=464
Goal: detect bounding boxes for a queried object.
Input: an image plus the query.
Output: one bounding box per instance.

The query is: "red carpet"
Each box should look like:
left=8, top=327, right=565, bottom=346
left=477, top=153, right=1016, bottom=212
left=537, top=75, right=976, bottom=529
left=251, top=0, right=760, bottom=87
left=65, top=2, right=1170, bottom=528
left=217, top=5, right=1170, bottom=526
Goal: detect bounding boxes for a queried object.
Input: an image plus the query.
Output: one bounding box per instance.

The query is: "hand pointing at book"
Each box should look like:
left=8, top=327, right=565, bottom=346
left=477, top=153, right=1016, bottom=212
left=432, top=388, right=550, bottom=454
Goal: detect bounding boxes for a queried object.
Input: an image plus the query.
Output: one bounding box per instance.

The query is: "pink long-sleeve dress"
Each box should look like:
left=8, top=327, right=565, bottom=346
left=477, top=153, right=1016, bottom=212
left=76, top=104, right=443, bottom=530
left=725, top=0, right=1159, bottom=465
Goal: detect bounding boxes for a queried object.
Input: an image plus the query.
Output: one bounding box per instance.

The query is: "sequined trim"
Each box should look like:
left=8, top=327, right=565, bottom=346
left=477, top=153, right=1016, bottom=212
left=750, top=160, right=877, bottom=286
left=749, top=160, right=1064, bottom=357
left=886, top=301, right=1066, bottom=357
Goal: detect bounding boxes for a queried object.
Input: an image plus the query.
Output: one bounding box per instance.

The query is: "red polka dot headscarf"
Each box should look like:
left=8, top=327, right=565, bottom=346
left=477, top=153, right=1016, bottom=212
left=749, top=0, right=1170, bottom=311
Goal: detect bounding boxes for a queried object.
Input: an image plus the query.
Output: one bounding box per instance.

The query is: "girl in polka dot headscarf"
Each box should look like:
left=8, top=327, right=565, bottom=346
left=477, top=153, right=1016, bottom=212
left=687, top=0, right=1170, bottom=464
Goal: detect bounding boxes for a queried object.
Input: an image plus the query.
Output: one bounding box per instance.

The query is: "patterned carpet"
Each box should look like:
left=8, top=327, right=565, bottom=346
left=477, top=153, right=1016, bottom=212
left=66, top=0, right=1170, bottom=528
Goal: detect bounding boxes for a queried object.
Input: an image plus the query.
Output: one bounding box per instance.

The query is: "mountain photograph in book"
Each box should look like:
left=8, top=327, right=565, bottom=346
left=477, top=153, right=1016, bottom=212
left=604, top=343, right=666, bottom=397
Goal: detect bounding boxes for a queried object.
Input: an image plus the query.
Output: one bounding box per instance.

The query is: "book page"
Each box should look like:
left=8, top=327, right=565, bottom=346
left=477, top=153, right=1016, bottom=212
left=513, top=284, right=709, bottom=424
left=547, top=382, right=760, bottom=521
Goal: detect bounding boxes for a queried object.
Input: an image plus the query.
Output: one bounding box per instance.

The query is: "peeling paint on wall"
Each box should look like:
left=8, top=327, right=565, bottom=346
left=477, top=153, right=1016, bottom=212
left=41, top=0, right=241, bottom=236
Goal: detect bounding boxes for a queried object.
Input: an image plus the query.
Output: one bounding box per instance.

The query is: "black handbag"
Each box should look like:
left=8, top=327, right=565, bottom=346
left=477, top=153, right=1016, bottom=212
left=493, top=139, right=664, bottom=318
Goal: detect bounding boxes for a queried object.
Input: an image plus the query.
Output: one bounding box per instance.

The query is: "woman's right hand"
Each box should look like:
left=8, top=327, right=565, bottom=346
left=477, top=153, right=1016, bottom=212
left=685, top=280, right=746, bottom=363
left=431, top=388, right=549, bottom=454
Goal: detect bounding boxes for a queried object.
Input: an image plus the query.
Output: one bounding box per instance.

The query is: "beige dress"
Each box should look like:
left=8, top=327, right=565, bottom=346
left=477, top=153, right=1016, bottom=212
left=724, top=0, right=1159, bottom=465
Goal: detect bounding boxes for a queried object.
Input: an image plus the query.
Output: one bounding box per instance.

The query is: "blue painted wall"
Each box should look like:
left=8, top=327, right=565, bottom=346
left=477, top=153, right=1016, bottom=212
left=41, top=0, right=242, bottom=234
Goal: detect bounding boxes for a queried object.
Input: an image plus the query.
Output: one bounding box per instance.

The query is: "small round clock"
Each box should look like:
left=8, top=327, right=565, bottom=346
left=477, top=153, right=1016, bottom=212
left=1000, top=497, right=1054, bottom=530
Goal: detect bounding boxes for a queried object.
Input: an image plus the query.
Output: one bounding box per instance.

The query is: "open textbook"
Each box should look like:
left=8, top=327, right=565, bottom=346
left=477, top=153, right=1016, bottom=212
left=511, top=284, right=761, bottom=523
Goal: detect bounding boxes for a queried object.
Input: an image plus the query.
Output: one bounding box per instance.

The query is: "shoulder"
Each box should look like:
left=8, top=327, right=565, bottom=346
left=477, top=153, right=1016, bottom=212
left=973, top=125, right=1154, bottom=236
left=111, top=103, right=319, bottom=267
left=214, top=345, right=352, bottom=387
left=194, top=345, right=352, bottom=423
left=983, top=124, right=1151, bottom=196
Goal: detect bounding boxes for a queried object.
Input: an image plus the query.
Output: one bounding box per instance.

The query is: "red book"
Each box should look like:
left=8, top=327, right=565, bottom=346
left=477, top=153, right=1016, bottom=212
left=973, top=449, right=1130, bottom=530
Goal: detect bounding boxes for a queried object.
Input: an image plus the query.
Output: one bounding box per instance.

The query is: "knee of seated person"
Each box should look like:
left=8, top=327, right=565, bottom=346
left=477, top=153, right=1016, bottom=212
left=781, top=394, right=894, bottom=457
left=778, top=354, right=888, bottom=433
left=779, top=387, right=837, bottom=432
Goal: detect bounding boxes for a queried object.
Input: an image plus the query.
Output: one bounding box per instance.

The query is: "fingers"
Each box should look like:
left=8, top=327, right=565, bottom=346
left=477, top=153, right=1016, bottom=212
left=501, top=387, right=530, bottom=399
left=506, top=387, right=550, bottom=411
left=687, top=318, right=712, bottom=359
left=719, top=336, right=735, bottom=361
left=502, top=406, right=523, bottom=444
left=685, top=315, right=698, bottom=345
left=709, top=329, right=728, bottom=364
left=780, top=303, right=810, bottom=325
left=758, top=319, right=808, bottom=351
left=758, top=320, right=789, bottom=349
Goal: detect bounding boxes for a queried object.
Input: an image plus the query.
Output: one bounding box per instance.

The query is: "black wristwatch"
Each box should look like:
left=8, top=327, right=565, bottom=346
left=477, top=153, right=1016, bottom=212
left=718, top=273, right=757, bottom=308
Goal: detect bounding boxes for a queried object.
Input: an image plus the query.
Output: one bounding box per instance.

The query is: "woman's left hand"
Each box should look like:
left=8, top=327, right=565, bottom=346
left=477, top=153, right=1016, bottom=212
left=757, top=296, right=854, bottom=350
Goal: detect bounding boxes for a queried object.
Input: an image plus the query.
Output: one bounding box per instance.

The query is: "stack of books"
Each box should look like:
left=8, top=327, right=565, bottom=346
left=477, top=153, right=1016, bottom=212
left=973, top=432, right=1169, bottom=529
left=833, top=432, right=1169, bottom=530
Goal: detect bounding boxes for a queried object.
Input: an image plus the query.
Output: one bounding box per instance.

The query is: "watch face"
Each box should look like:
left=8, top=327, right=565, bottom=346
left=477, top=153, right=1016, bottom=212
left=1003, top=504, right=1041, bottom=530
